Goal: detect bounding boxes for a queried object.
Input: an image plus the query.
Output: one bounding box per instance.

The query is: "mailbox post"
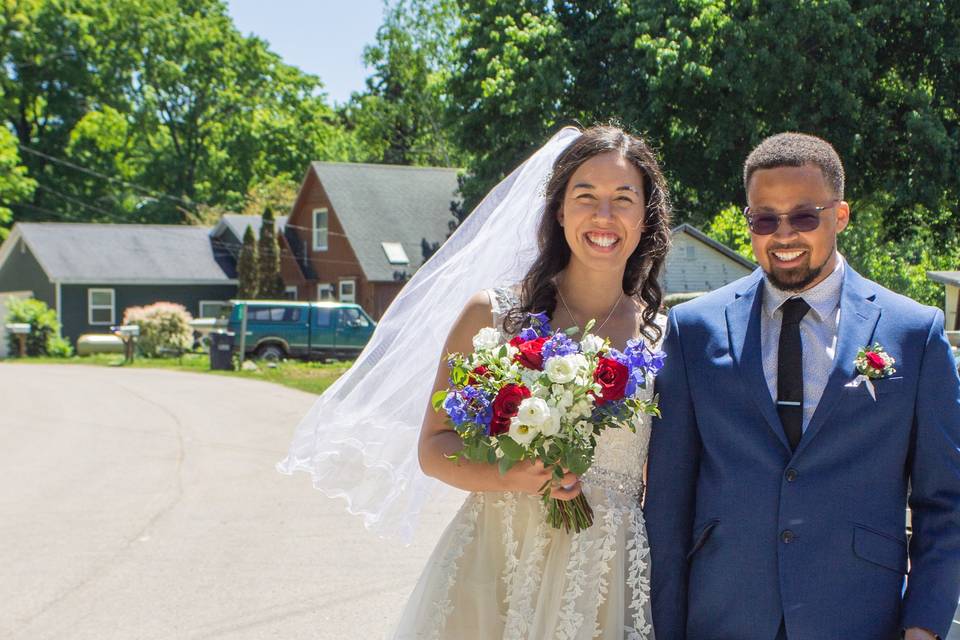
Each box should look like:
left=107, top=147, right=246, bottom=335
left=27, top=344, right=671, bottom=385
left=111, top=324, right=140, bottom=364
left=5, top=323, right=30, bottom=358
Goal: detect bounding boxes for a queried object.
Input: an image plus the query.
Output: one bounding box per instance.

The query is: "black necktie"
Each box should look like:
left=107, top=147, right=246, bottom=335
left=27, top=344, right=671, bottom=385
left=777, top=297, right=810, bottom=450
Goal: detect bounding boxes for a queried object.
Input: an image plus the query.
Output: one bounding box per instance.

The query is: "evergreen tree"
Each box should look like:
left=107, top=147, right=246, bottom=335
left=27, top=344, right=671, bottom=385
left=256, top=207, right=285, bottom=298
left=237, top=225, right=258, bottom=299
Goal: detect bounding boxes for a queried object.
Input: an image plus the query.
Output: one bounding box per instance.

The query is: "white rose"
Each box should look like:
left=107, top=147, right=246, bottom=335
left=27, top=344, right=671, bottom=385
left=508, top=417, right=539, bottom=446
left=545, top=355, right=578, bottom=384
left=516, top=397, right=551, bottom=428
left=581, top=333, right=606, bottom=355
left=540, top=407, right=562, bottom=437
left=520, top=368, right=542, bottom=390
left=472, top=327, right=501, bottom=352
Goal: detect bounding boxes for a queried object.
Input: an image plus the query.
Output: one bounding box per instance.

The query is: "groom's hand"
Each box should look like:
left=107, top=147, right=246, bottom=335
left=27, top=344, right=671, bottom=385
left=904, top=628, right=938, bottom=640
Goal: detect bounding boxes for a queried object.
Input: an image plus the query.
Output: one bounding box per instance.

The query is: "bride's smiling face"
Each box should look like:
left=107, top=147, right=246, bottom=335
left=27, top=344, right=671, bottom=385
left=558, top=151, right=646, bottom=270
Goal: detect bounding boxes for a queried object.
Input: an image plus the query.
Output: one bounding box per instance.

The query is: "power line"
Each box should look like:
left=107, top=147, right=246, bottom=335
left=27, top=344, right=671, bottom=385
left=17, top=144, right=199, bottom=208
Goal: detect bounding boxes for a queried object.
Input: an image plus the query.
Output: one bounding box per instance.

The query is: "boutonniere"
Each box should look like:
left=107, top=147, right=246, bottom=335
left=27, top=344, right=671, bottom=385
left=845, top=343, right=897, bottom=401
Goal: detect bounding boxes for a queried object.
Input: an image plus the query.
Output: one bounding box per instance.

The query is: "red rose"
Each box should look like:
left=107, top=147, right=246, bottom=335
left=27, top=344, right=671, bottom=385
left=490, top=383, right=531, bottom=435
left=467, top=365, right=489, bottom=386
left=509, top=336, right=524, bottom=348
left=865, top=351, right=885, bottom=370
left=593, top=357, right=629, bottom=405
left=514, top=337, right=548, bottom=370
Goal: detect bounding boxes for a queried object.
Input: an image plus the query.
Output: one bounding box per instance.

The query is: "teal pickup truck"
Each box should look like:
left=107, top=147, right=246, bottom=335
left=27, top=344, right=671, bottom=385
left=225, top=300, right=376, bottom=361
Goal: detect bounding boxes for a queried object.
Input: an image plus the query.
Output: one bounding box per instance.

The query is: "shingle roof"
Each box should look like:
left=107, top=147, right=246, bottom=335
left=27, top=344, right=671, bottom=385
left=311, top=162, right=460, bottom=282
left=11, top=222, right=235, bottom=284
left=671, top=223, right=757, bottom=269
left=214, top=213, right=288, bottom=242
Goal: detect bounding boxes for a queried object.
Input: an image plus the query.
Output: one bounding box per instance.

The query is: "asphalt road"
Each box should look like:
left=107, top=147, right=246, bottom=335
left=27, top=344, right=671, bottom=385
left=0, top=364, right=462, bottom=640
left=1, top=363, right=956, bottom=639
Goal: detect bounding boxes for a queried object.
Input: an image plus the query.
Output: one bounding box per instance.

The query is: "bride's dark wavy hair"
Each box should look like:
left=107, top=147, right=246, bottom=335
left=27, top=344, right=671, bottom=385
left=504, top=125, right=672, bottom=342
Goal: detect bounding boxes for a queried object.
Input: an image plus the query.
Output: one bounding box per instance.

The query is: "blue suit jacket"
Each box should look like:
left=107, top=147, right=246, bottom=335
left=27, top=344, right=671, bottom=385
left=645, top=266, right=960, bottom=639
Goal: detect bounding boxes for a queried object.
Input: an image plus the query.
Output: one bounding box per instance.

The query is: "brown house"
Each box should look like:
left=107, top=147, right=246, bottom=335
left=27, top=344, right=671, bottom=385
left=283, top=162, right=460, bottom=318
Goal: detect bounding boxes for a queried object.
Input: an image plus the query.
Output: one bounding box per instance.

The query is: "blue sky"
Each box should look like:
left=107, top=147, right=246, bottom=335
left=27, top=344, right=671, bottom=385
left=225, top=0, right=388, bottom=106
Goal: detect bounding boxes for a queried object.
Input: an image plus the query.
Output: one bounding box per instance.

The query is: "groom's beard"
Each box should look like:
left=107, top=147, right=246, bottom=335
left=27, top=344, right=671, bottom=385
left=764, top=246, right=833, bottom=292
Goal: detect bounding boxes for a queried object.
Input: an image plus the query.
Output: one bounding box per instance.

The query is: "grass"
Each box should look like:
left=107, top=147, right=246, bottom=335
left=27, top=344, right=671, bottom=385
left=8, top=352, right=352, bottom=395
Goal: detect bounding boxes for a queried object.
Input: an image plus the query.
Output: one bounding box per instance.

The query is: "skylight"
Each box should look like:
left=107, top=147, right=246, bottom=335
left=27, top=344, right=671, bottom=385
left=381, top=242, right=410, bottom=265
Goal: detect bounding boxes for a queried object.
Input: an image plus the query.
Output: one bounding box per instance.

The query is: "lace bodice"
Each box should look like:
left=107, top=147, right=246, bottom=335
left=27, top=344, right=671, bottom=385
left=488, top=287, right=664, bottom=499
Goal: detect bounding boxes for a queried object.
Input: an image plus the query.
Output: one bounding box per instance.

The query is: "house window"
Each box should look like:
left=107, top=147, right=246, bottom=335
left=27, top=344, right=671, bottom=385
left=685, top=244, right=697, bottom=260
left=317, top=283, right=334, bottom=301
left=284, top=286, right=298, bottom=300
left=199, top=300, right=229, bottom=318
left=88, top=288, right=115, bottom=326
left=339, top=279, right=356, bottom=303
left=313, top=208, right=329, bottom=251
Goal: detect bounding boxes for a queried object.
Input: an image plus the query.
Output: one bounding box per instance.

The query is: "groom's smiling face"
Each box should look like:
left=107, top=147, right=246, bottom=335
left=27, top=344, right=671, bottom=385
left=747, top=164, right=850, bottom=292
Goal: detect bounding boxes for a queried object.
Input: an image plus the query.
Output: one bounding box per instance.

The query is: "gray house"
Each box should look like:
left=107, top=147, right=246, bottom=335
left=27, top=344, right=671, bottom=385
left=0, top=222, right=237, bottom=344
left=663, top=223, right=756, bottom=295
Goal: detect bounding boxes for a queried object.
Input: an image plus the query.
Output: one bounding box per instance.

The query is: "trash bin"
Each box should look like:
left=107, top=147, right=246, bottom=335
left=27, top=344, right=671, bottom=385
left=209, top=331, right=235, bottom=370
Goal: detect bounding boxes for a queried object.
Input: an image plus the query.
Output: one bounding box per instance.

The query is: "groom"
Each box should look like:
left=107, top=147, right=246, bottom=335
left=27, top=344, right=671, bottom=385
left=645, top=132, right=960, bottom=639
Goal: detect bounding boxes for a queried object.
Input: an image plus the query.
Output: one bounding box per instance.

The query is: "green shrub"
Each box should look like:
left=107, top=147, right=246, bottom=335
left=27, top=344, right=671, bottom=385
left=4, top=297, right=71, bottom=357
left=122, top=302, right=194, bottom=357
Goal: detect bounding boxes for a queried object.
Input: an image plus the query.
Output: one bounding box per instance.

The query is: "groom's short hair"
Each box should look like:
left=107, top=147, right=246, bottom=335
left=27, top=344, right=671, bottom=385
left=743, top=132, right=845, bottom=199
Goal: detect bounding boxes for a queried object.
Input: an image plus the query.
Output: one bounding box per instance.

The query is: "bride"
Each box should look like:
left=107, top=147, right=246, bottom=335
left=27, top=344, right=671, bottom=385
left=278, top=125, right=672, bottom=639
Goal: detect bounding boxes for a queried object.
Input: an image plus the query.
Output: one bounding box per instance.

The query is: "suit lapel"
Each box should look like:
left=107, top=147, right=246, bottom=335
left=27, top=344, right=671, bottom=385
left=794, top=267, right=881, bottom=456
left=726, top=270, right=792, bottom=452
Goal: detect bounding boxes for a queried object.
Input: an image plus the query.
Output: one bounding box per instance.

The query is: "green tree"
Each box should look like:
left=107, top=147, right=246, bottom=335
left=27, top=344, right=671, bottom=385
left=237, top=225, right=258, bottom=299
left=449, top=0, right=567, bottom=210
left=256, top=207, right=284, bottom=299
left=346, top=0, right=463, bottom=167
left=0, top=128, right=36, bottom=238
left=705, top=204, right=753, bottom=262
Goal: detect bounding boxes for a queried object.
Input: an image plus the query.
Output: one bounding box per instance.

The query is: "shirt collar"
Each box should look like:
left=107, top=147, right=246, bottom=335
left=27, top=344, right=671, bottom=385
left=763, top=254, right=845, bottom=322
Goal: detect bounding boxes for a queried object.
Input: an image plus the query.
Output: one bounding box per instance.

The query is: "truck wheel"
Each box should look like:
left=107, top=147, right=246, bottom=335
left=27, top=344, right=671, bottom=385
left=256, top=344, right=285, bottom=362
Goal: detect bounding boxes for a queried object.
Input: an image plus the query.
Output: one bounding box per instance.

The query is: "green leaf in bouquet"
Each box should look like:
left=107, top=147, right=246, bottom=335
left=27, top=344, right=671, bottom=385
left=498, top=435, right=527, bottom=460
left=498, top=345, right=508, bottom=360
left=486, top=445, right=497, bottom=465
left=564, top=325, right=580, bottom=336
left=432, top=389, right=448, bottom=411
left=451, top=366, right=469, bottom=387
left=498, top=455, right=518, bottom=475
left=583, top=318, right=597, bottom=334
left=565, top=450, right=591, bottom=475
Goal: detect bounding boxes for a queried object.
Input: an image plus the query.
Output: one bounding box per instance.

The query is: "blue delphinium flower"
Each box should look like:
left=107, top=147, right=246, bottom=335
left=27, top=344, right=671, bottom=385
left=542, top=331, right=578, bottom=361
left=443, top=385, right=493, bottom=429
left=518, top=327, right=539, bottom=341
left=529, top=312, right=552, bottom=337
left=622, top=338, right=667, bottom=395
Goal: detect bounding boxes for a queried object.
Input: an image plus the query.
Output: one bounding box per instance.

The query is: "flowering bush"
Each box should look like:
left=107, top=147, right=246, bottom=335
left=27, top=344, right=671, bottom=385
left=123, top=302, right=193, bottom=357
left=434, top=313, right=665, bottom=532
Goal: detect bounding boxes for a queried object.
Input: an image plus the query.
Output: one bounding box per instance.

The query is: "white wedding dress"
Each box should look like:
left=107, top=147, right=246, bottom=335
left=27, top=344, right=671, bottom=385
left=392, top=287, right=660, bottom=640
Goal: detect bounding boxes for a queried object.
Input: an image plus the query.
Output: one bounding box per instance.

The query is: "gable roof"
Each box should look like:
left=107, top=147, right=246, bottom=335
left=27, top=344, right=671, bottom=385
left=210, top=213, right=288, bottom=243
left=670, top=223, right=757, bottom=269
left=0, top=222, right=235, bottom=285
left=309, top=161, right=460, bottom=282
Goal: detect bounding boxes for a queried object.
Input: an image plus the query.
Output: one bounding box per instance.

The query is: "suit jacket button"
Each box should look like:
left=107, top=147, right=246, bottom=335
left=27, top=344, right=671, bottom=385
left=781, top=530, right=795, bottom=543
left=785, top=468, right=799, bottom=482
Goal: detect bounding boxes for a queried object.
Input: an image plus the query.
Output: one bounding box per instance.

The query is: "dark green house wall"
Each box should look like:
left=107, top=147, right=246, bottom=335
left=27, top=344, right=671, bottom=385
left=60, top=284, right=237, bottom=343
left=0, top=238, right=55, bottom=307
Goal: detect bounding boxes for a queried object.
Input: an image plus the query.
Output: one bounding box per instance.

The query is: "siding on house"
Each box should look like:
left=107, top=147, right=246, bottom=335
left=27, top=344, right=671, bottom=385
left=287, top=169, right=369, bottom=310
left=0, top=237, right=54, bottom=307
left=59, top=284, right=237, bottom=343
left=947, top=285, right=959, bottom=331
left=663, top=231, right=755, bottom=294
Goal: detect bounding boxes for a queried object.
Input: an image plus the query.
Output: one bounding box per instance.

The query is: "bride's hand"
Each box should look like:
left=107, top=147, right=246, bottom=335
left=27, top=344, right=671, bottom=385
left=505, top=460, right=582, bottom=501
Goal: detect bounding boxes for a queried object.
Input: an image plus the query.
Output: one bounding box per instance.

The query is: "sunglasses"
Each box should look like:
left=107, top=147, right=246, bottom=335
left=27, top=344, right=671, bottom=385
left=744, top=200, right=839, bottom=236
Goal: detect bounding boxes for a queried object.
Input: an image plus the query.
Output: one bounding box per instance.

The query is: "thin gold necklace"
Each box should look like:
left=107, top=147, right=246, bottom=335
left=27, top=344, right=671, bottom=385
left=556, top=284, right=623, bottom=334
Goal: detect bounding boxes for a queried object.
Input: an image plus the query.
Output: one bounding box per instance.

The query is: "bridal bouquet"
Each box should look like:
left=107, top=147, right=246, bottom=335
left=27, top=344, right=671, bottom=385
left=432, top=312, right=665, bottom=533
